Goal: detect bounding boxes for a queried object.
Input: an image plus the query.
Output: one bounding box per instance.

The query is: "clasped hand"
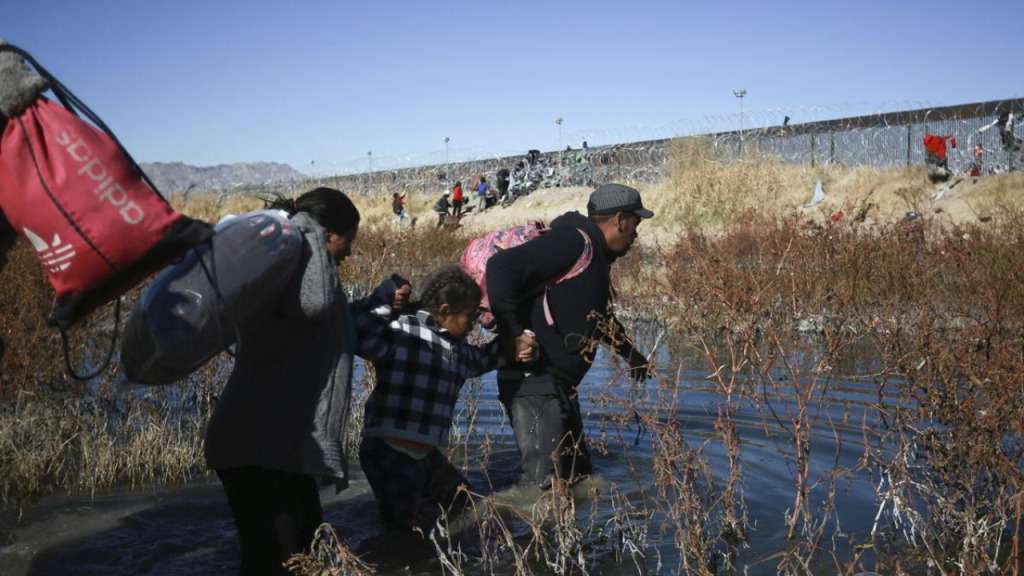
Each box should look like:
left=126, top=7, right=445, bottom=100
left=514, top=331, right=538, bottom=364
left=502, top=331, right=538, bottom=365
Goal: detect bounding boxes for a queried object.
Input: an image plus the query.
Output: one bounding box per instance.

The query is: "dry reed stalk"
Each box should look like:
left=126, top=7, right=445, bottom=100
left=284, top=523, right=376, bottom=576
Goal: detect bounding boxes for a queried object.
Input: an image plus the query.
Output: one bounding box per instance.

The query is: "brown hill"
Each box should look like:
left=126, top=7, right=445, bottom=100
left=139, top=161, right=303, bottom=194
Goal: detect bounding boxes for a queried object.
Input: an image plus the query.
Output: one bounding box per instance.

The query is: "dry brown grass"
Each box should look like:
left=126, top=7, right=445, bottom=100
left=0, top=243, right=222, bottom=506
left=643, top=138, right=930, bottom=234
left=0, top=388, right=210, bottom=504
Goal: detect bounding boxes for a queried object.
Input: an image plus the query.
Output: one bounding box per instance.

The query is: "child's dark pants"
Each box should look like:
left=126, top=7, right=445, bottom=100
left=358, top=437, right=471, bottom=532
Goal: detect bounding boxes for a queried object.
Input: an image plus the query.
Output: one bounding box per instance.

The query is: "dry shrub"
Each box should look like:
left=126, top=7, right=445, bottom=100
left=0, top=245, right=65, bottom=399
left=648, top=137, right=815, bottom=229
left=1, top=243, right=221, bottom=506
left=0, top=377, right=216, bottom=505
left=420, top=479, right=652, bottom=576
left=170, top=193, right=263, bottom=224
left=284, top=523, right=376, bottom=576
left=337, top=224, right=471, bottom=297
left=630, top=204, right=1024, bottom=574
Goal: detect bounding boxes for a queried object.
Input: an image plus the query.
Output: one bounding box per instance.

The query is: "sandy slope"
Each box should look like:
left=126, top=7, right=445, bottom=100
left=350, top=186, right=589, bottom=233
left=796, top=168, right=1024, bottom=228
left=355, top=169, right=1024, bottom=241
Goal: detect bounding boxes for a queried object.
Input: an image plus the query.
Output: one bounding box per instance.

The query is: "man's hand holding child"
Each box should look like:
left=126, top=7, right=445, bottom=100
left=515, top=330, right=538, bottom=364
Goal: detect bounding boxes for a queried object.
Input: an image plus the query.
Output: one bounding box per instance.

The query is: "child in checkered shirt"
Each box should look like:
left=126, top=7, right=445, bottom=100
left=352, top=266, right=535, bottom=533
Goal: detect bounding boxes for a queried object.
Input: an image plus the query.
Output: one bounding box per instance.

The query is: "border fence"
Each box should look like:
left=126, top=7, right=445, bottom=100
left=210, top=98, right=1024, bottom=199
left=713, top=98, right=1024, bottom=171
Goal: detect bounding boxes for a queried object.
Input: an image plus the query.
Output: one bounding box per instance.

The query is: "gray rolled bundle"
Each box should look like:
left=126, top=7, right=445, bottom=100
left=120, top=210, right=302, bottom=386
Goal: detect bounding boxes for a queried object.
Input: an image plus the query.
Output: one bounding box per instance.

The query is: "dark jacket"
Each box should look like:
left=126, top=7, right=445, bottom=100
left=486, top=211, right=613, bottom=394
left=205, top=213, right=356, bottom=489
left=434, top=195, right=450, bottom=214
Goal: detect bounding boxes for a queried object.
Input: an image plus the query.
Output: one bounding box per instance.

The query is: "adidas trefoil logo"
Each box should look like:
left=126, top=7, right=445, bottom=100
left=23, top=227, right=76, bottom=273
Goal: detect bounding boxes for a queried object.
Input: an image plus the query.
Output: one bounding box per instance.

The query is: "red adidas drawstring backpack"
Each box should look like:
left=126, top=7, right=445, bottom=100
left=0, top=41, right=214, bottom=378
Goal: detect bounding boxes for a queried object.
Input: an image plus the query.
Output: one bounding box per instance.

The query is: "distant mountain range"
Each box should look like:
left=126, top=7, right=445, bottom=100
left=139, top=161, right=304, bottom=194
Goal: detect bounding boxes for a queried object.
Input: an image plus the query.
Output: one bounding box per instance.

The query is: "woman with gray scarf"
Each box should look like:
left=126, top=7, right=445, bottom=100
left=204, top=187, right=369, bottom=575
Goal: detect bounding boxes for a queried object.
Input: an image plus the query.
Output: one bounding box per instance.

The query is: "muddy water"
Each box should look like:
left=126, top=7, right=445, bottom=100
left=0, top=336, right=894, bottom=576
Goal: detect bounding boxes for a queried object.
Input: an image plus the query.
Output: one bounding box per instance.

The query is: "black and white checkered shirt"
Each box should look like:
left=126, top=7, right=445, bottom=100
left=353, top=296, right=501, bottom=448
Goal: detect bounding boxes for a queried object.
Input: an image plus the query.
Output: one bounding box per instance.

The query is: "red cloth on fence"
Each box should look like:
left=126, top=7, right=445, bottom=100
left=923, top=134, right=957, bottom=159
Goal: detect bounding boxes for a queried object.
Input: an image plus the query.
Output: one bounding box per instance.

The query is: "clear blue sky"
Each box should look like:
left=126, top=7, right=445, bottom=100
left=5, top=0, right=1019, bottom=171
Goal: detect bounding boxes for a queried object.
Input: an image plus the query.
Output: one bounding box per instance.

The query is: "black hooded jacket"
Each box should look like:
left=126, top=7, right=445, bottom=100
left=486, top=211, right=614, bottom=394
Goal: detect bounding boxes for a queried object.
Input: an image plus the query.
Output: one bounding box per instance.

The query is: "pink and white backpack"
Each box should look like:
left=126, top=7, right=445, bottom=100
left=459, top=219, right=592, bottom=331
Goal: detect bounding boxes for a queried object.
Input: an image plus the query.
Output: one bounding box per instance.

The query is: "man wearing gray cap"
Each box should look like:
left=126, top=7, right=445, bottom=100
left=486, top=183, right=653, bottom=488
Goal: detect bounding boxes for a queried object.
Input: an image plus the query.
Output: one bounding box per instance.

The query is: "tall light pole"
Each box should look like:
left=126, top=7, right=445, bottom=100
left=733, top=88, right=747, bottom=155
left=367, top=151, right=372, bottom=193
left=443, top=137, right=450, bottom=189
left=555, top=117, right=563, bottom=166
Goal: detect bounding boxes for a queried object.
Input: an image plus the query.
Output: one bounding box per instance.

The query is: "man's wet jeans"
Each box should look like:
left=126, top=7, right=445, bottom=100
left=498, top=377, right=593, bottom=489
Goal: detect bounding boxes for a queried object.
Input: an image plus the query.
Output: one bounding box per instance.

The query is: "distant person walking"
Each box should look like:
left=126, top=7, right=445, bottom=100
left=452, top=181, right=464, bottom=217
left=393, top=191, right=413, bottom=232
left=496, top=168, right=511, bottom=204
left=966, top=143, right=983, bottom=177
left=476, top=177, right=489, bottom=213
left=434, top=190, right=451, bottom=227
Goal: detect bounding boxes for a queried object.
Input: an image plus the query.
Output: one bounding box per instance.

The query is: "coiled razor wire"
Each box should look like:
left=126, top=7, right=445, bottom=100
left=203, top=98, right=1024, bottom=200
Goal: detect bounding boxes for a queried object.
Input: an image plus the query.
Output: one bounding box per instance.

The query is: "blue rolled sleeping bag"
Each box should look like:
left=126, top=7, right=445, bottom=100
left=119, top=210, right=302, bottom=386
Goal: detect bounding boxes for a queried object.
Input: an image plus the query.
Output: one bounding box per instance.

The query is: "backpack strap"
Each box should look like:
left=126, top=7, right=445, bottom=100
left=542, top=228, right=593, bottom=326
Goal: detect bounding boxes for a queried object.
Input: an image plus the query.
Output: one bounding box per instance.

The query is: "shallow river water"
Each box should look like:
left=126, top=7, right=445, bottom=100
left=1, top=335, right=898, bottom=576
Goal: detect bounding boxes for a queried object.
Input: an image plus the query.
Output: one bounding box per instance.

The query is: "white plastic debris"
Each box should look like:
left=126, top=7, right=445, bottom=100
left=802, top=178, right=825, bottom=208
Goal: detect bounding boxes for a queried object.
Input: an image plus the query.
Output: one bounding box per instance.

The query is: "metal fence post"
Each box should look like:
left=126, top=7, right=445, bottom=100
left=810, top=134, right=816, bottom=167
left=906, top=124, right=912, bottom=166
left=830, top=133, right=836, bottom=164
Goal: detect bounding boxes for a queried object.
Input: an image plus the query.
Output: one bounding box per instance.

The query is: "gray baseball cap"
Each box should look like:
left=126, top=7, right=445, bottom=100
left=587, top=183, right=654, bottom=219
